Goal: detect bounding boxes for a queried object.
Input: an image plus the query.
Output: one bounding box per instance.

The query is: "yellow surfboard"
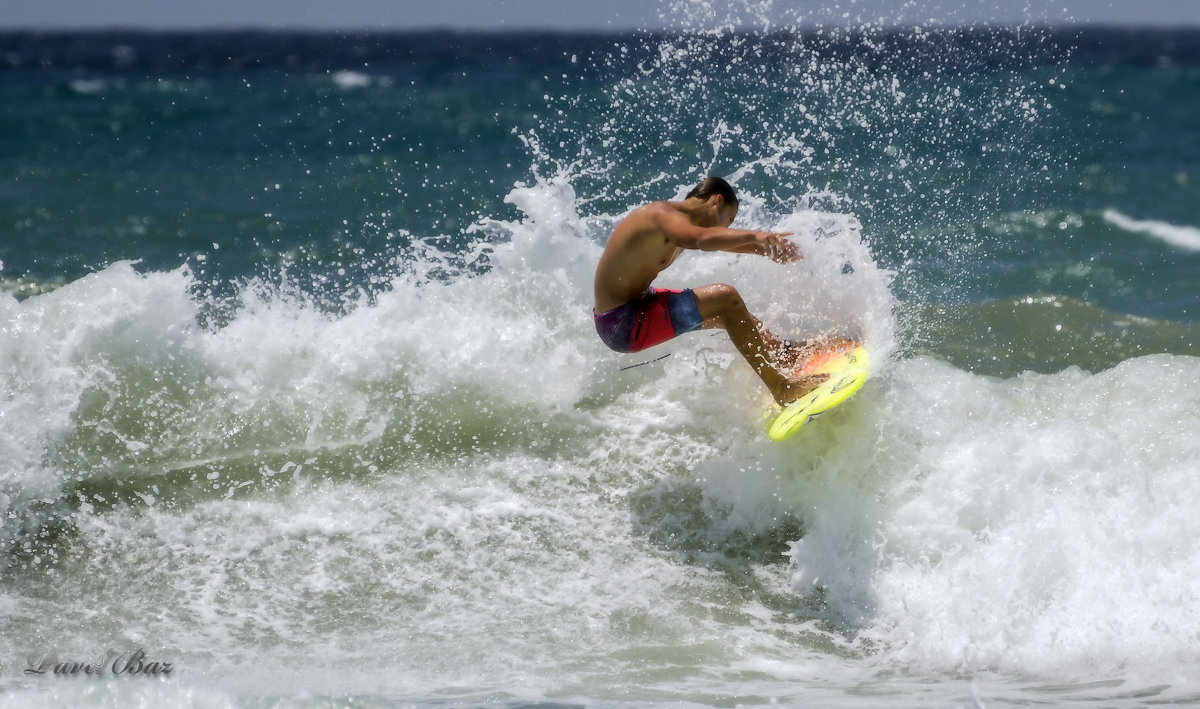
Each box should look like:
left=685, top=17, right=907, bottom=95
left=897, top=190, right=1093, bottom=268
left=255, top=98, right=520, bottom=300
left=766, top=342, right=870, bottom=441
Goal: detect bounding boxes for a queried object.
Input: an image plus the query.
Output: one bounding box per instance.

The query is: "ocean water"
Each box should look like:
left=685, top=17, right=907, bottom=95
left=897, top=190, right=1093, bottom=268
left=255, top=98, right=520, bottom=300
left=2, top=13, right=1200, bottom=709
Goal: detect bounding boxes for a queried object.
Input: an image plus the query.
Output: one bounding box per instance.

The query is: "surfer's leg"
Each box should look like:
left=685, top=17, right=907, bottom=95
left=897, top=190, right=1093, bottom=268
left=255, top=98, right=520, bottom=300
left=698, top=302, right=838, bottom=371
left=692, top=284, right=825, bottom=406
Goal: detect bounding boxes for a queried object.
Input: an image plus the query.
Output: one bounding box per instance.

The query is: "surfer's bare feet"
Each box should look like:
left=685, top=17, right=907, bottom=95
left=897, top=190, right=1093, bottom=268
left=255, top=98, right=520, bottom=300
left=771, top=373, right=829, bottom=407
left=771, top=337, right=855, bottom=372
left=770, top=340, right=807, bottom=371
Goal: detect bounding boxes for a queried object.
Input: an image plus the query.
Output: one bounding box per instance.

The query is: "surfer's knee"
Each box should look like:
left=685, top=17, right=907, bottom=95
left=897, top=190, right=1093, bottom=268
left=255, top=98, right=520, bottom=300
left=697, top=283, right=744, bottom=312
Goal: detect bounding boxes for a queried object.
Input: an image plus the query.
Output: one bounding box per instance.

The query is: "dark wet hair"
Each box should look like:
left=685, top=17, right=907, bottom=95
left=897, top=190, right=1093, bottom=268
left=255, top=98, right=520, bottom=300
left=685, top=176, right=738, bottom=206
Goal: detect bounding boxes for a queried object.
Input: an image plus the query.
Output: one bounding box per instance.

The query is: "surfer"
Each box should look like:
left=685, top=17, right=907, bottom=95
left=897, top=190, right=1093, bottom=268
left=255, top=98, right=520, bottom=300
left=593, top=176, right=826, bottom=406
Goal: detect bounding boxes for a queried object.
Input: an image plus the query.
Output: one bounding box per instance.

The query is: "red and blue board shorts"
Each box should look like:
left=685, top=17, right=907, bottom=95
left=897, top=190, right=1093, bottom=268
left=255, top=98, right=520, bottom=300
left=594, top=287, right=705, bottom=353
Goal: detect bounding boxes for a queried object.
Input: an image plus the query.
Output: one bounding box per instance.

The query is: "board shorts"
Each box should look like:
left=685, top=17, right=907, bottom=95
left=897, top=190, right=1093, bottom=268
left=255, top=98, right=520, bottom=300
left=593, top=287, right=705, bottom=353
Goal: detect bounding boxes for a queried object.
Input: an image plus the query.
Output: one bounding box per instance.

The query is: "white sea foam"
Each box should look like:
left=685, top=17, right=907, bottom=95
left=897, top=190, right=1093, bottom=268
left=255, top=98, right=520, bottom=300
left=1104, top=208, right=1200, bottom=252
left=780, top=353, right=1200, bottom=680
left=68, top=78, right=108, bottom=94
left=329, top=70, right=392, bottom=90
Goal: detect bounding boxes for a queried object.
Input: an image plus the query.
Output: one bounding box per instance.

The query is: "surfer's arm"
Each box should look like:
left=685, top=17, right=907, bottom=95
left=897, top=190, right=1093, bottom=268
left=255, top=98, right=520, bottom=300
left=725, top=239, right=802, bottom=262
left=658, top=210, right=797, bottom=261
left=694, top=230, right=800, bottom=264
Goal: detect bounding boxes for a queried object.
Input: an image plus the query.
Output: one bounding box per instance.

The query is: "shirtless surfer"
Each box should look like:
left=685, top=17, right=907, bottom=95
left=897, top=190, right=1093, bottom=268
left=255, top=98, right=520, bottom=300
left=593, top=176, right=825, bottom=406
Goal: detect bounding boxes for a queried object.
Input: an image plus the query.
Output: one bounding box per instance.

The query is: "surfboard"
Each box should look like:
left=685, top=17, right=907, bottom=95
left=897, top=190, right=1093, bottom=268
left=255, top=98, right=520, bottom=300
left=766, top=341, right=870, bottom=441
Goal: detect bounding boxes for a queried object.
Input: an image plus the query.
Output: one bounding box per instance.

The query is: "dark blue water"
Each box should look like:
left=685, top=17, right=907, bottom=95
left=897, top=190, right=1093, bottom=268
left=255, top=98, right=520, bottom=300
left=3, top=29, right=1198, bottom=322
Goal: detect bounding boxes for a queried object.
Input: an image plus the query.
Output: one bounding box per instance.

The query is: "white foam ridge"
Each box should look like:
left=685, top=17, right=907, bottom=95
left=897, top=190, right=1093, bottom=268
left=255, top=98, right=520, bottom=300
left=1104, top=208, right=1200, bottom=252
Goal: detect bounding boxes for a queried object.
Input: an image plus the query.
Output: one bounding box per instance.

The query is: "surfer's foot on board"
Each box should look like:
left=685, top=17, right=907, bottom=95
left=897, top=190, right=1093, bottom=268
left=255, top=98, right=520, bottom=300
left=771, top=336, right=855, bottom=373
left=770, top=372, right=829, bottom=407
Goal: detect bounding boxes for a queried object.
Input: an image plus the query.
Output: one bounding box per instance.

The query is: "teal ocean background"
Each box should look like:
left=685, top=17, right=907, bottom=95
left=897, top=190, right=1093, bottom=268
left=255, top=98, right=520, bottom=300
left=3, top=17, right=1200, bottom=708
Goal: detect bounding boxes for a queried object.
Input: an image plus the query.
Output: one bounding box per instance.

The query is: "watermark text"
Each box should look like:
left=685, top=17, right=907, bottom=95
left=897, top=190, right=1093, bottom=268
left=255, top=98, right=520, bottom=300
left=24, top=648, right=174, bottom=677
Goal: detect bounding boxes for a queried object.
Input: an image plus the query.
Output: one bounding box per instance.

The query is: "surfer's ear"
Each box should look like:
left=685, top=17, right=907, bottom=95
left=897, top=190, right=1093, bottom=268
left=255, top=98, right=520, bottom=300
left=712, top=196, right=736, bottom=226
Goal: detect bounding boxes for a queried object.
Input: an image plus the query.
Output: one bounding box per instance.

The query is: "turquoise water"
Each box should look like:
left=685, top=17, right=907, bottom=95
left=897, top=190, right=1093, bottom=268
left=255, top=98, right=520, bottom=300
left=3, top=20, right=1200, bottom=708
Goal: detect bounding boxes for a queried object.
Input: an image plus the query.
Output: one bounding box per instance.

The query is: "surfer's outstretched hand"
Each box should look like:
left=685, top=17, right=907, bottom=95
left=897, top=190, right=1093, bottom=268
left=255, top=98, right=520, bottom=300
left=755, top=231, right=799, bottom=263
